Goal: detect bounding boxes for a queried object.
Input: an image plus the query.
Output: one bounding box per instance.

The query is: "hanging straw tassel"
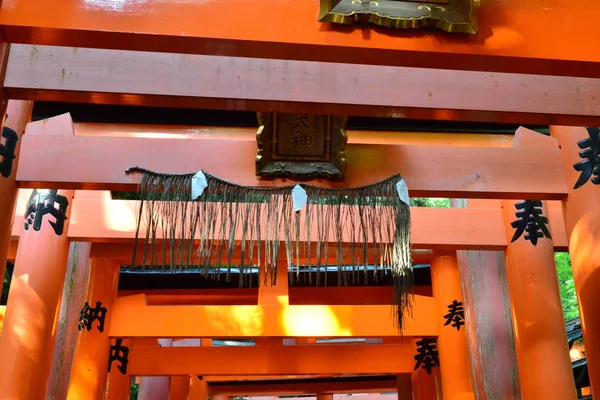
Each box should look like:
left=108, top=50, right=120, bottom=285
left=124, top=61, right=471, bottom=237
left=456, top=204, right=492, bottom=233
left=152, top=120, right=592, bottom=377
left=125, top=166, right=412, bottom=330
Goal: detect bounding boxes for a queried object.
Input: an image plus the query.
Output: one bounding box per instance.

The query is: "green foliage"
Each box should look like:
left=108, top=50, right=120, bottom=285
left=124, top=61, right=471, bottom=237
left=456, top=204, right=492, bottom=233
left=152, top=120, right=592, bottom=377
left=1, top=264, right=12, bottom=305
left=130, top=381, right=139, bottom=400
left=410, top=198, right=451, bottom=208
left=555, top=252, right=580, bottom=320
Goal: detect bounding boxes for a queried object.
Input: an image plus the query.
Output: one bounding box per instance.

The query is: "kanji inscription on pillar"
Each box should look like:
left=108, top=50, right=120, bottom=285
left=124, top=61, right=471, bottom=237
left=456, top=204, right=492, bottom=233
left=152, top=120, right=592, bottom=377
left=573, top=127, right=600, bottom=189
left=0, top=126, right=18, bottom=178
left=24, top=189, right=69, bottom=236
left=78, top=301, right=108, bottom=333
left=256, top=112, right=347, bottom=179
left=108, top=338, right=130, bottom=375
left=443, top=300, right=465, bottom=331
left=510, top=200, right=551, bottom=246
left=413, top=337, right=439, bottom=375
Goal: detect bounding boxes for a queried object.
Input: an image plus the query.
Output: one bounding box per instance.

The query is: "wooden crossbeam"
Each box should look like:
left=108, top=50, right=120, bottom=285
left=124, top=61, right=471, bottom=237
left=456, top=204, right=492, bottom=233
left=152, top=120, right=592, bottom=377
left=109, top=294, right=437, bottom=338
left=8, top=197, right=569, bottom=253
left=7, top=45, right=600, bottom=125
left=207, top=376, right=398, bottom=396
left=127, top=343, right=418, bottom=375
left=16, top=134, right=567, bottom=199
left=0, top=1, right=599, bottom=77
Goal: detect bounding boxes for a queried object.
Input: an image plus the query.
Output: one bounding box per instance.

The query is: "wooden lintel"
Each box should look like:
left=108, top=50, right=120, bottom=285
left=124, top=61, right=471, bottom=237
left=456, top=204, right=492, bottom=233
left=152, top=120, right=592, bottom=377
left=127, top=343, right=417, bottom=375
left=109, top=294, right=437, bottom=338
left=7, top=45, right=600, bottom=125
left=1, top=1, right=600, bottom=77
left=7, top=196, right=568, bottom=252
left=207, top=376, right=398, bottom=396
left=16, top=134, right=567, bottom=199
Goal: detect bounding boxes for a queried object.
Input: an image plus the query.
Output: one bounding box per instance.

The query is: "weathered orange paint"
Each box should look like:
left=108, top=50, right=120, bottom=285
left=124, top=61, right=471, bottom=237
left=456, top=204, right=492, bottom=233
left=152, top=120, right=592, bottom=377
left=0, top=100, right=33, bottom=295
left=1, top=0, right=600, bottom=77
left=501, top=128, right=576, bottom=400
left=17, top=134, right=567, bottom=199
left=453, top=199, right=521, bottom=400
left=170, top=376, right=191, bottom=400
left=431, top=255, right=474, bottom=400
left=67, top=258, right=120, bottom=400
left=551, top=125, right=600, bottom=398
left=109, top=294, right=438, bottom=338
left=0, top=114, right=76, bottom=399
left=47, top=241, right=92, bottom=400
left=103, top=339, right=132, bottom=400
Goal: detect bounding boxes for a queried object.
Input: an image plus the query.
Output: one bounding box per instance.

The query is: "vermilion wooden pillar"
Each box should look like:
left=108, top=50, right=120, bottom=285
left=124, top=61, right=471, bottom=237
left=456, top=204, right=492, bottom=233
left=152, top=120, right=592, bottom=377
left=67, top=258, right=120, bottom=400
left=47, top=241, right=92, bottom=400
left=430, top=255, right=474, bottom=400
left=551, top=125, right=600, bottom=397
left=453, top=199, right=521, bottom=400
left=0, top=100, right=33, bottom=294
left=170, top=376, right=191, bottom=400
left=0, top=114, right=76, bottom=399
left=188, top=376, right=209, bottom=400
left=138, top=339, right=173, bottom=400
left=104, top=339, right=132, bottom=400
left=48, top=192, right=111, bottom=400
left=501, top=128, right=577, bottom=400
left=411, top=366, right=442, bottom=400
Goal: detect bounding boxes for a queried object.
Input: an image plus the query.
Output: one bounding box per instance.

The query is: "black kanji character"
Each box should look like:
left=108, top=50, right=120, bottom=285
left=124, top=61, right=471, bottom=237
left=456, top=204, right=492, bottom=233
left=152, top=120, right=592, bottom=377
left=108, top=338, right=129, bottom=375
left=78, top=301, right=108, bottom=333
left=414, top=337, right=439, bottom=375
left=443, top=300, right=465, bottom=331
left=0, top=125, right=18, bottom=178
left=24, top=189, right=69, bottom=236
left=510, top=200, right=551, bottom=246
left=573, top=127, right=600, bottom=189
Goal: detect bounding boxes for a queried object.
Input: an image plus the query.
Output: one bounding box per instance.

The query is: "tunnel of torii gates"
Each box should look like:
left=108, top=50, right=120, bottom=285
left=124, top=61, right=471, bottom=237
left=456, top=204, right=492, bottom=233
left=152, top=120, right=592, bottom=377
left=2, top=1, right=600, bottom=399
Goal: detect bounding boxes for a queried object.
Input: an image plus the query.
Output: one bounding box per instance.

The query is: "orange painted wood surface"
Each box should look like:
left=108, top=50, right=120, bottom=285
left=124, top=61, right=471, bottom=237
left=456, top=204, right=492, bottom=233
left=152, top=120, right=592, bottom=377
left=209, top=377, right=396, bottom=396
left=47, top=241, right=92, bottom=400
left=0, top=100, right=33, bottom=295
left=170, top=376, right=191, bottom=400
left=430, top=255, right=474, bottom=400
left=67, top=258, right=120, bottom=400
left=103, top=339, right=132, bottom=400
left=453, top=199, right=521, bottom=400
left=0, top=305, right=5, bottom=334
left=69, top=122, right=514, bottom=148
left=127, top=343, right=417, bottom=375
left=2, top=1, right=600, bottom=77
left=0, top=114, right=76, bottom=400
left=16, top=134, right=567, bottom=198
left=8, top=45, right=600, bottom=126
left=116, top=287, right=434, bottom=306
left=551, top=125, right=600, bottom=398
left=109, top=294, right=437, bottom=338
left=64, top=199, right=568, bottom=250
left=502, top=128, right=577, bottom=400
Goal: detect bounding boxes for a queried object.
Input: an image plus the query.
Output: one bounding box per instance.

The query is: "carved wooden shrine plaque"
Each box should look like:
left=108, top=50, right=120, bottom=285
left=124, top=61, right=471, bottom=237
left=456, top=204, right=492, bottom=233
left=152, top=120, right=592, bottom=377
left=318, top=0, right=478, bottom=34
left=256, top=113, right=347, bottom=179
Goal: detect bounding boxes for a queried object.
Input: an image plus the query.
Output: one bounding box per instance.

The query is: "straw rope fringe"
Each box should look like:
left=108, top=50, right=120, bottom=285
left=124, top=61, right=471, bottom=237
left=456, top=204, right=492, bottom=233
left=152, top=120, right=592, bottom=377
left=125, top=167, right=412, bottom=329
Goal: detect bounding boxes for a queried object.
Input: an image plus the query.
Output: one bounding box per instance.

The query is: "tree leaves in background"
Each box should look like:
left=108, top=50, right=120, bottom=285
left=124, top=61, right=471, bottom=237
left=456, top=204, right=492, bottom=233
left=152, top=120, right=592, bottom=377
left=555, top=252, right=579, bottom=320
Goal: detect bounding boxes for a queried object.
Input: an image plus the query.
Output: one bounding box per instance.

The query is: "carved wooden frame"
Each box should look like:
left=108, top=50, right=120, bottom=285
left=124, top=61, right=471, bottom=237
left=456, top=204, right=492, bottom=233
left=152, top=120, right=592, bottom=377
left=255, top=112, right=347, bottom=179
left=318, top=0, right=479, bottom=34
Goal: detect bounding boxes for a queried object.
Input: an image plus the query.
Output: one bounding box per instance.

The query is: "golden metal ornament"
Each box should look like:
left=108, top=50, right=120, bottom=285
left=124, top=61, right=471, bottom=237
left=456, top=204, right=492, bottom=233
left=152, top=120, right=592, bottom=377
left=319, top=0, right=479, bottom=34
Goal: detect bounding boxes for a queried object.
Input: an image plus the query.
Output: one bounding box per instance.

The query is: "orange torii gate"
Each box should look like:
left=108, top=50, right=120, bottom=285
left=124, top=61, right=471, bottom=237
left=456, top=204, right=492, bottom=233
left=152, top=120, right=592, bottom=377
left=0, top=2, right=598, bottom=397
